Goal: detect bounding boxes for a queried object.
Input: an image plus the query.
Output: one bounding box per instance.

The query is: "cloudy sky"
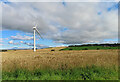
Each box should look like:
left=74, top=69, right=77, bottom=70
left=0, top=0, right=119, bottom=49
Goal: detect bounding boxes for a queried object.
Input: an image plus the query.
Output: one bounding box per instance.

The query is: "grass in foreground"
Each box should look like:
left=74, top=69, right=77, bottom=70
left=60, top=46, right=118, bottom=51
left=2, top=66, right=118, bottom=80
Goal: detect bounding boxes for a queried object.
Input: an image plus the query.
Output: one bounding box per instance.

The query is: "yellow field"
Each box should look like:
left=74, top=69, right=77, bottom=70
left=2, top=47, right=119, bottom=72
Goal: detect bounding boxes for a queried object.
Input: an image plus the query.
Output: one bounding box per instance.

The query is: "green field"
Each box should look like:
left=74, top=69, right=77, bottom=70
left=2, top=66, right=118, bottom=80
left=60, top=46, right=118, bottom=50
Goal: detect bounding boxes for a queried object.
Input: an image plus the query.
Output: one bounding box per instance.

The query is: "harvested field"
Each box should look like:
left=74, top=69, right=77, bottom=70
left=2, top=47, right=119, bottom=72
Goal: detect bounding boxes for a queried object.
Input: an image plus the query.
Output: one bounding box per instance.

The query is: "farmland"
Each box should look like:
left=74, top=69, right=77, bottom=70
left=2, top=47, right=119, bottom=80
left=60, top=46, right=118, bottom=50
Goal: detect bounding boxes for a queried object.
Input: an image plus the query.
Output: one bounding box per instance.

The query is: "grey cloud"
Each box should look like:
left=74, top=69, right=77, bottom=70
left=2, top=2, right=118, bottom=44
left=21, top=41, right=48, bottom=48
left=0, top=3, right=2, bottom=30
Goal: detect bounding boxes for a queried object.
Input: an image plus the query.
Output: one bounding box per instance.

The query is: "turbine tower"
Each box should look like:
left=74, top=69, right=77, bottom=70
left=33, top=25, right=43, bottom=52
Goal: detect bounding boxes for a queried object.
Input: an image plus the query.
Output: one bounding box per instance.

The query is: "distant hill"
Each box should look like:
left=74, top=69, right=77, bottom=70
left=0, top=46, right=50, bottom=51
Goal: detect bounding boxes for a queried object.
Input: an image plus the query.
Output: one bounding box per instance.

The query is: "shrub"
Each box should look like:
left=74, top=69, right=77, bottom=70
left=69, top=48, right=73, bottom=50
left=51, top=49, right=55, bottom=51
left=0, top=50, right=8, bottom=52
left=32, top=48, right=37, bottom=50
left=59, top=49, right=63, bottom=51
left=82, top=48, right=88, bottom=50
left=97, top=48, right=100, bottom=50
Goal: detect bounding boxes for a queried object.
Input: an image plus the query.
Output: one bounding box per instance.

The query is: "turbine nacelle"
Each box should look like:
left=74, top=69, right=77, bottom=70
left=33, top=26, right=36, bottom=30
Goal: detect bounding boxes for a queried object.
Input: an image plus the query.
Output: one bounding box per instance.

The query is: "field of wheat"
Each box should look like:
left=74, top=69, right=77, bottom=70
left=2, top=47, right=119, bottom=72
left=1, top=47, right=119, bottom=80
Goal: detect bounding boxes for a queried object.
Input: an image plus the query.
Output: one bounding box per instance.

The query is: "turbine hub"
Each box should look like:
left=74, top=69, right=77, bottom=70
left=33, top=27, right=36, bottom=29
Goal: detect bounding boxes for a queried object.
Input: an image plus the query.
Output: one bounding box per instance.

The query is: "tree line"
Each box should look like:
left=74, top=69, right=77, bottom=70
left=69, top=43, right=120, bottom=47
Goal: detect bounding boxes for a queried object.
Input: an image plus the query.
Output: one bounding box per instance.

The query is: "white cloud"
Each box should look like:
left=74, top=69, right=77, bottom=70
left=8, top=40, right=19, bottom=45
left=0, top=38, right=9, bottom=43
left=56, top=45, right=67, bottom=47
left=0, top=38, right=3, bottom=42
left=0, top=44, right=3, bottom=46
left=2, top=2, right=118, bottom=44
left=11, top=34, right=33, bottom=40
left=8, top=40, right=13, bottom=44
left=20, top=41, right=23, bottom=43
left=5, top=38, right=9, bottom=40
left=54, top=40, right=65, bottom=43
left=101, top=41, right=118, bottom=43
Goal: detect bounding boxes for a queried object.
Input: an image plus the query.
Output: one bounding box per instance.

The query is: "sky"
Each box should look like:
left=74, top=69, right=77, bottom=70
left=0, top=0, right=119, bottom=49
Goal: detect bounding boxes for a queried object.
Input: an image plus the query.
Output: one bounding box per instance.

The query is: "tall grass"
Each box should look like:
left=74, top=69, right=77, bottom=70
left=2, top=65, right=118, bottom=80
left=2, top=48, right=118, bottom=80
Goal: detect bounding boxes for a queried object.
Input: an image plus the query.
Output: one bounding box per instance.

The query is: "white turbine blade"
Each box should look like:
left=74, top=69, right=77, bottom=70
left=35, top=24, right=37, bottom=27
left=35, top=28, right=43, bottom=39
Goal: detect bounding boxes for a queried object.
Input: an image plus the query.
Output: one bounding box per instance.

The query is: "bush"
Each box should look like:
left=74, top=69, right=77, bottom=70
left=82, top=48, right=88, bottom=50
left=51, top=49, right=55, bottom=51
left=97, top=48, right=100, bottom=50
left=0, top=50, right=8, bottom=52
left=69, top=48, right=73, bottom=50
left=59, top=49, right=63, bottom=51
left=32, top=48, right=37, bottom=50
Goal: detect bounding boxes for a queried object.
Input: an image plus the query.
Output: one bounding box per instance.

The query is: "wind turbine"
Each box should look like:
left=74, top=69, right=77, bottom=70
left=33, top=25, right=43, bottom=52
